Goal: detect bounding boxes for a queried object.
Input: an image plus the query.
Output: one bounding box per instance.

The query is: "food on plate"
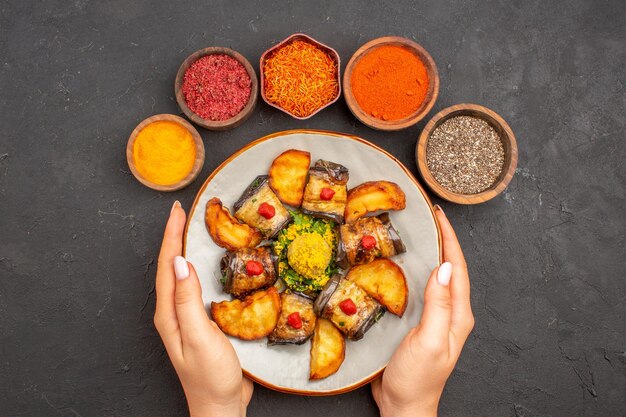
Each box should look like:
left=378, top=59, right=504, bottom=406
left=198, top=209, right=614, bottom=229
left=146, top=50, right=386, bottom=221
left=220, top=247, right=278, bottom=299
left=309, top=318, right=345, bottom=380
left=234, top=175, right=292, bottom=239
left=203, top=148, right=413, bottom=381
left=346, top=258, right=408, bottom=317
left=205, top=197, right=263, bottom=251
left=301, top=160, right=349, bottom=223
left=273, top=211, right=338, bottom=293
left=210, top=287, right=281, bottom=340
left=268, top=292, right=317, bottom=345
left=269, top=149, right=311, bottom=207
left=314, top=275, right=384, bottom=340
left=344, top=181, right=406, bottom=223
left=337, top=213, right=406, bottom=267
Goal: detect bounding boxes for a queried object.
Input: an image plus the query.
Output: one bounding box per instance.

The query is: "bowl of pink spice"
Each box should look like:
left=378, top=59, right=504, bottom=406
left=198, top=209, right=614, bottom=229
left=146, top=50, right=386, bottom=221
left=175, top=47, right=258, bottom=131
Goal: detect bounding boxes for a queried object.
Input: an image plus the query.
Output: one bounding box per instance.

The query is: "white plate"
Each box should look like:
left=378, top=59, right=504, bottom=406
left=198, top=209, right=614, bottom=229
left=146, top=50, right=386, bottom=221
left=184, top=130, right=441, bottom=395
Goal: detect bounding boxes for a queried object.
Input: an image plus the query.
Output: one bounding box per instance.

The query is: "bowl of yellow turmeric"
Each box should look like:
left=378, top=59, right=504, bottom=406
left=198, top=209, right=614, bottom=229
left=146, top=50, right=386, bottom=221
left=126, top=114, right=205, bottom=192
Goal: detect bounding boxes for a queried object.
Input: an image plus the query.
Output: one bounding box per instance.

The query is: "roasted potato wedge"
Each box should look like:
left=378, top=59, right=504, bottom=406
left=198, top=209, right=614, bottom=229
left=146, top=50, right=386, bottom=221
left=269, top=149, right=311, bottom=207
left=344, top=181, right=406, bottom=223
left=205, top=197, right=262, bottom=251
left=346, top=258, right=408, bottom=317
left=210, top=287, right=281, bottom=340
left=310, top=318, right=345, bottom=380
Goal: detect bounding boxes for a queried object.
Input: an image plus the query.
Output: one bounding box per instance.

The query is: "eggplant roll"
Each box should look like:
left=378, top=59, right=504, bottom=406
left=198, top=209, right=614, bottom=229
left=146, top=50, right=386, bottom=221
left=234, top=175, right=292, bottom=239
left=220, top=247, right=277, bottom=298
left=267, top=292, right=317, bottom=345
left=301, top=160, right=349, bottom=224
left=314, top=275, right=384, bottom=340
left=337, top=213, right=406, bottom=267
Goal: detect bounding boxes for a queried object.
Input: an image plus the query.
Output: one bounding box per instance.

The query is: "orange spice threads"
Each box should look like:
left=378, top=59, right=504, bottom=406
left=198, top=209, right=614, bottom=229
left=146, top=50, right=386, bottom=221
left=351, top=45, right=429, bottom=121
left=263, top=40, right=339, bottom=118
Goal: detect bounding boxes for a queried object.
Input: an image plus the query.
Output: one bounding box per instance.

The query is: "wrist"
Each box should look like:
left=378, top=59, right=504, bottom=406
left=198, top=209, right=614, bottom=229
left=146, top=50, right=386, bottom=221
left=380, top=407, right=436, bottom=417
left=189, top=402, right=246, bottom=417
left=378, top=400, right=437, bottom=417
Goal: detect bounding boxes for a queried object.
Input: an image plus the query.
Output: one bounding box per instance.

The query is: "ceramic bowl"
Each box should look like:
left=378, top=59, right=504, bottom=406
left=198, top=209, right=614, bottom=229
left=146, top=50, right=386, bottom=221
left=416, top=103, right=518, bottom=204
left=126, top=114, right=205, bottom=192
left=260, top=34, right=341, bottom=120
left=175, top=47, right=258, bottom=131
left=343, top=36, right=439, bottom=131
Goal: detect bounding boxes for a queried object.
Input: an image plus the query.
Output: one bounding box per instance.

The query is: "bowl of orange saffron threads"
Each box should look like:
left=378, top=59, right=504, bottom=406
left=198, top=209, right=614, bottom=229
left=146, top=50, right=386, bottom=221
left=126, top=114, right=205, bottom=192
left=260, top=33, right=341, bottom=119
left=344, top=36, right=439, bottom=131
left=175, top=47, right=258, bottom=131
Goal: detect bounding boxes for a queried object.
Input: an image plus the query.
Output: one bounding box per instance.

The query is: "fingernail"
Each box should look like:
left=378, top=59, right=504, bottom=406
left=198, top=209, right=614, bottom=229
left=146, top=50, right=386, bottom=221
left=434, top=204, right=445, bottom=217
left=174, top=256, right=189, bottom=280
left=437, top=262, right=452, bottom=286
left=170, top=200, right=181, bottom=215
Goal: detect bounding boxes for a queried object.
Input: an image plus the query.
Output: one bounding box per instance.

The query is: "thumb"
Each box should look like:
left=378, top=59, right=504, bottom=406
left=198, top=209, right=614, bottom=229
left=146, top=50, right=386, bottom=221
left=415, top=262, right=453, bottom=350
left=173, top=256, right=212, bottom=345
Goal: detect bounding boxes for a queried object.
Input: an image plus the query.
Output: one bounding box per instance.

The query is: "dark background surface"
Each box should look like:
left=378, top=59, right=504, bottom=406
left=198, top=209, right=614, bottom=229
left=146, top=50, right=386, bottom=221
left=1, top=0, right=624, bottom=416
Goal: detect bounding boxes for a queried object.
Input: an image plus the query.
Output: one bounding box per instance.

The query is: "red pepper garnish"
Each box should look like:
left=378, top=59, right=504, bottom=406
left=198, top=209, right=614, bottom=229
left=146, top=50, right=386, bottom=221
left=245, top=260, right=264, bottom=276
left=257, top=202, right=276, bottom=219
left=320, top=187, right=335, bottom=201
left=339, top=298, right=357, bottom=315
left=361, top=235, right=377, bottom=250
left=287, top=312, right=303, bottom=329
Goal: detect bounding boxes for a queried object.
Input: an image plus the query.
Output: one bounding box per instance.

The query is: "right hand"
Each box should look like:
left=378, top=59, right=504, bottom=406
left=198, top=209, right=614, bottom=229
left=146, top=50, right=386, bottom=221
left=371, top=206, right=474, bottom=417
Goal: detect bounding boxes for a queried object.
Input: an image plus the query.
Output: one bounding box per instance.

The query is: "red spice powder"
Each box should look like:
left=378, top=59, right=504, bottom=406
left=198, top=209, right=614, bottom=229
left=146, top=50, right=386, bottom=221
left=351, top=45, right=429, bottom=121
left=182, top=54, right=251, bottom=121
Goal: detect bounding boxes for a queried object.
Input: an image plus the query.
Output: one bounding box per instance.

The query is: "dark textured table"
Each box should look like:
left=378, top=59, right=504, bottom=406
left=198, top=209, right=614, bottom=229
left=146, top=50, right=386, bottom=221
left=1, top=1, right=624, bottom=416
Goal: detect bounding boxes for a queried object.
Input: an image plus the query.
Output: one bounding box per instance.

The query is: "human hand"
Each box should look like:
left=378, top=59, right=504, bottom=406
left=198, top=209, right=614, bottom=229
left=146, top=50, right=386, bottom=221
left=371, top=205, right=474, bottom=417
left=153, top=201, right=253, bottom=417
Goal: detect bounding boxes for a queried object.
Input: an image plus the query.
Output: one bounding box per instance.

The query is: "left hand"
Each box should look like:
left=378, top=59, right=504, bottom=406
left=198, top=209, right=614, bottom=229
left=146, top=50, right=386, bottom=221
left=153, top=201, right=253, bottom=417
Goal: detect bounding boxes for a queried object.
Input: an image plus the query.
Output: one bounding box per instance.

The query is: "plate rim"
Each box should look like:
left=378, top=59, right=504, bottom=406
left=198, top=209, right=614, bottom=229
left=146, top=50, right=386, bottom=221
left=183, top=128, right=443, bottom=396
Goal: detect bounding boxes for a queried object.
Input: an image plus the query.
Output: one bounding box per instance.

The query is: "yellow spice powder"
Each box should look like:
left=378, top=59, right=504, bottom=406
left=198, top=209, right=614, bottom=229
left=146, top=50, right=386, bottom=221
left=132, top=120, right=196, bottom=185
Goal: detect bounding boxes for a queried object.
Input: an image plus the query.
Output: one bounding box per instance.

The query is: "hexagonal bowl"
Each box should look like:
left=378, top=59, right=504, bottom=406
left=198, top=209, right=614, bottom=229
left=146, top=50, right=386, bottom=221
left=260, top=33, right=341, bottom=120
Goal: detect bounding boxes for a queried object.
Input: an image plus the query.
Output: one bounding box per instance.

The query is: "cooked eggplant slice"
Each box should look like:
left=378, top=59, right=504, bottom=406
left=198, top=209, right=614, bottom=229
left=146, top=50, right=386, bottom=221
left=301, top=160, right=349, bottom=223
left=337, top=213, right=406, bottom=267
left=314, top=275, right=384, bottom=340
left=220, top=247, right=277, bottom=299
left=268, top=292, right=317, bottom=345
left=234, top=175, right=292, bottom=239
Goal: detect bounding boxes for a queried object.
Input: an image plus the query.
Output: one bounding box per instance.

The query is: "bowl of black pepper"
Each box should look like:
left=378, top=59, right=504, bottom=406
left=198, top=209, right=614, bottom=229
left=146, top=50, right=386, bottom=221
left=416, top=103, right=518, bottom=204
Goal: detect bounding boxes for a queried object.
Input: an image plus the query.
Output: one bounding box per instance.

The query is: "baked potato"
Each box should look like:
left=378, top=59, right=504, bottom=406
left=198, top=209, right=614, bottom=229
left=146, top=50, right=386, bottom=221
left=309, top=318, right=345, bottom=380
left=344, top=181, right=406, bottom=223
left=346, top=258, right=408, bottom=317
left=210, top=287, right=281, bottom=340
left=269, top=149, right=311, bottom=207
left=205, top=198, right=263, bottom=251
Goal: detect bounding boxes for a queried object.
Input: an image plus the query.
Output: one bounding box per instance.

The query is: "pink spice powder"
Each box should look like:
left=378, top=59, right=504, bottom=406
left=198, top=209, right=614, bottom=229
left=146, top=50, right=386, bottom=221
left=182, top=54, right=252, bottom=121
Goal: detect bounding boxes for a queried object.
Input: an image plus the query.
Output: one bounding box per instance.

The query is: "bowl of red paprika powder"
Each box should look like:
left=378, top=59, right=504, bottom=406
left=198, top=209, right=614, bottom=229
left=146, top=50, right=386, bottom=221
left=175, top=47, right=258, bottom=131
left=344, top=36, right=439, bottom=131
